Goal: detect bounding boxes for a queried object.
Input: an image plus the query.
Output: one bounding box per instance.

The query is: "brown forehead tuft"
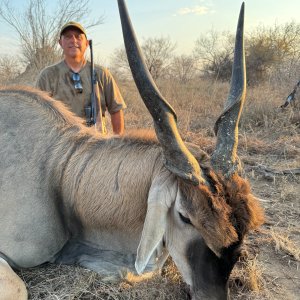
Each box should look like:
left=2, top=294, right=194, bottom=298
left=178, top=170, right=265, bottom=249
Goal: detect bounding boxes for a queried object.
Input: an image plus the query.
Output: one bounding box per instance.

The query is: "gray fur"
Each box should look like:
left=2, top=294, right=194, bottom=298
left=0, top=86, right=164, bottom=274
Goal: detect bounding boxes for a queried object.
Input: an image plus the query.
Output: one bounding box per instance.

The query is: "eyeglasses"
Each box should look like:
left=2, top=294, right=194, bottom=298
left=63, top=33, right=84, bottom=41
left=71, top=72, right=83, bottom=93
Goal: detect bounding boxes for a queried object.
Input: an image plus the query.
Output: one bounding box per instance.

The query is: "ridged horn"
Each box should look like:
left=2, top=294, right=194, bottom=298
left=117, top=0, right=206, bottom=186
left=211, top=2, right=246, bottom=177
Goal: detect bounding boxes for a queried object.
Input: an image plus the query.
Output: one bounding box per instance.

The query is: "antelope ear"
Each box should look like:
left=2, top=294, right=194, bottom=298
left=135, top=203, right=168, bottom=274
left=135, top=171, right=177, bottom=274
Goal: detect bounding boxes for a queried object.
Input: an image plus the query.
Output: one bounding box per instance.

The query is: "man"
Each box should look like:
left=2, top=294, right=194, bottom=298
left=36, top=21, right=126, bottom=134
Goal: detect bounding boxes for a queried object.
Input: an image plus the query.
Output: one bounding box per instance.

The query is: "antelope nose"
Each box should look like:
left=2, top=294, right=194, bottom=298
left=184, top=284, right=192, bottom=300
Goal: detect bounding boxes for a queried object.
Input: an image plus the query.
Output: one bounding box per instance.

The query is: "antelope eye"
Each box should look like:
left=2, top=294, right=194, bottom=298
left=179, top=212, right=192, bottom=225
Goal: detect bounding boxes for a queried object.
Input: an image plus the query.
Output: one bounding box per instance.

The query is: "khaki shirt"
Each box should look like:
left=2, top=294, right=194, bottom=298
left=36, top=60, right=126, bottom=120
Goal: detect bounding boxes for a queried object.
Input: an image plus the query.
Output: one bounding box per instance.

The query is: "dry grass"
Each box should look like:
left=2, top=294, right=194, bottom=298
left=19, top=261, right=189, bottom=300
left=230, top=256, right=267, bottom=299
left=269, top=229, right=300, bottom=261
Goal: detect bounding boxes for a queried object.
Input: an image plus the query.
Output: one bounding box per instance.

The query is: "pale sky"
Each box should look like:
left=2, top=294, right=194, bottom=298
left=1, top=0, right=300, bottom=65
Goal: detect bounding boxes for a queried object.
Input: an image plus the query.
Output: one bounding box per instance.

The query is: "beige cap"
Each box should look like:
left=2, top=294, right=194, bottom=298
left=60, top=21, right=87, bottom=37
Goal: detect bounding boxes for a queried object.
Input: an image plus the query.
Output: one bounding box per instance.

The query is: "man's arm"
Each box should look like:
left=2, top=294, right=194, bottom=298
left=111, top=110, right=124, bottom=135
left=99, top=67, right=126, bottom=134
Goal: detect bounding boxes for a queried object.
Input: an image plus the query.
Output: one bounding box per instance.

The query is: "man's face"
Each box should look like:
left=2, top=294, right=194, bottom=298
left=59, top=28, right=89, bottom=60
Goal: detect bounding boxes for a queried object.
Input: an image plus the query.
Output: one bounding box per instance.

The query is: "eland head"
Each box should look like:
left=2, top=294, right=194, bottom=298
left=117, top=1, right=264, bottom=299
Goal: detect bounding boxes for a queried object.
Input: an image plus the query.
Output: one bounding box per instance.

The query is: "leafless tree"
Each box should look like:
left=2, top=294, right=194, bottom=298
left=194, top=23, right=300, bottom=85
left=170, top=54, right=197, bottom=83
left=253, top=21, right=300, bottom=85
left=110, top=46, right=131, bottom=79
left=142, top=37, right=176, bottom=80
left=0, top=0, right=103, bottom=72
left=111, top=36, right=176, bottom=80
left=193, top=29, right=234, bottom=81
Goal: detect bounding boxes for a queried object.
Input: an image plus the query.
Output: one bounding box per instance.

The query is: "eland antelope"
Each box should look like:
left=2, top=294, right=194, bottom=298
left=0, top=1, right=264, bottom=299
